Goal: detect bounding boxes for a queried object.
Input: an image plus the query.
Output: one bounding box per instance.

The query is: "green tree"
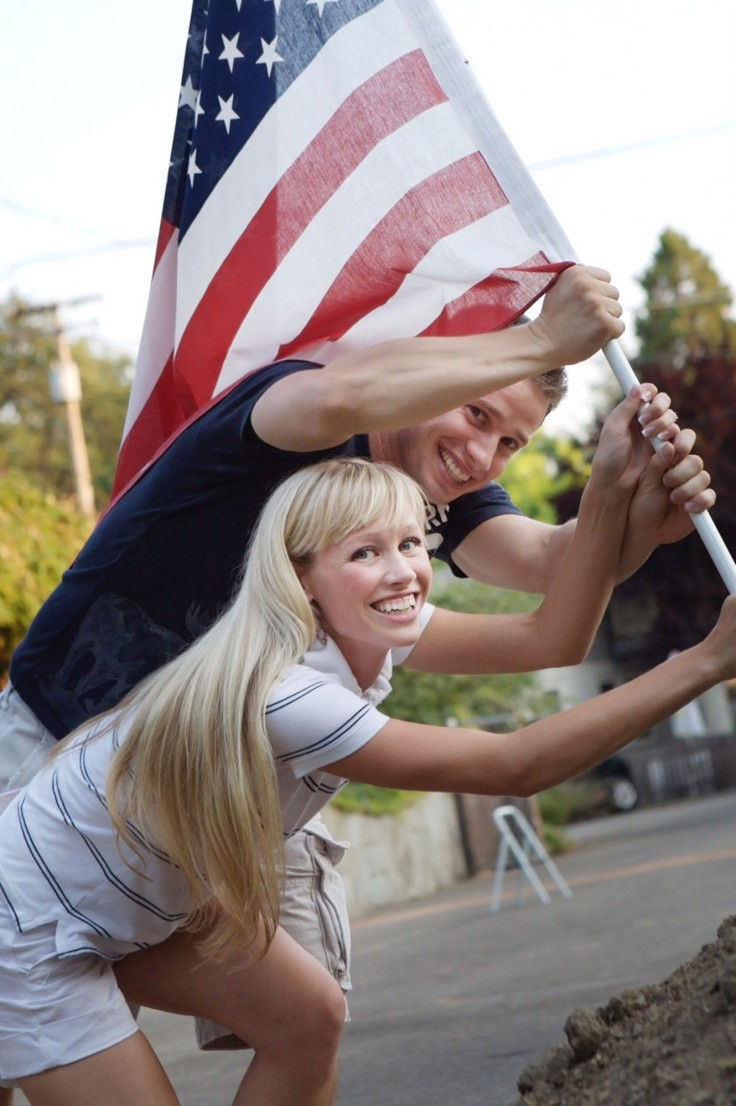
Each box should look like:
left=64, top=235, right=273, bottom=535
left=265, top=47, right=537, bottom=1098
left=0, top=473, right=92, bottom=680
left=554, top=231, right=736, bottom=670
left=0, top=295, right=132, bottom=509
left=496, top=432, right=590, bottom=524
left=635, top=228, right=736, bottom=368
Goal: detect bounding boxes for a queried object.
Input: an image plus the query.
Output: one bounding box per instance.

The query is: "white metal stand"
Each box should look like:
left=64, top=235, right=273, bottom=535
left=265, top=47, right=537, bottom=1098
left=489, top=804, right=573, bottom=913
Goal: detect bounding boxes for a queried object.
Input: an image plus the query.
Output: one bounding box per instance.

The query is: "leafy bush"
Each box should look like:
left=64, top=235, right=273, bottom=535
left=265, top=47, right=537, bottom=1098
left=0, top=472, right=92, bottom=680
left=538, top=779, right=605, bottom=827
left=332, top=783, right=423, bottom=817
left=539, top=821, right=573, bottom=857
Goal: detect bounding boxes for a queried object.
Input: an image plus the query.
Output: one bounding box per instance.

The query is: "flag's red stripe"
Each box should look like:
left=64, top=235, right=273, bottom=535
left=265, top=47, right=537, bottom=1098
left=275, top=152, right=509, bottom=359
left=154, top=218, right=177, bottom=271
left=113, top=352, right=180, bottom=495
left=419, top=257, right=572, bottom=337
left=170, top=49, right=447, bottom=408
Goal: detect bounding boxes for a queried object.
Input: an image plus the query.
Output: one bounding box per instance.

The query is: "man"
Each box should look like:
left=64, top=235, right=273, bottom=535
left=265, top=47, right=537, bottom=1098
left=0, top=263, right=712, bottom=1059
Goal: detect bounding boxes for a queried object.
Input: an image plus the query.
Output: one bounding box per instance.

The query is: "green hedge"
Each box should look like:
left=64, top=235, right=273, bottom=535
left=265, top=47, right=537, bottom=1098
left=0, top=473, right=92, bottom=680
left=331, top=782, right=424, bottom=817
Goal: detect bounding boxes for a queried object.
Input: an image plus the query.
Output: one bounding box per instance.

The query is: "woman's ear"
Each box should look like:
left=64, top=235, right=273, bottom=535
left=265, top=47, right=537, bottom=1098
left=292, top=561, right=313, bottom=603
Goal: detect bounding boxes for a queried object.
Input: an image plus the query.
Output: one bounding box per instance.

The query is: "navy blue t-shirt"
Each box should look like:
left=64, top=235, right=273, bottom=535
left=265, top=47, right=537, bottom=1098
left=11, top=361, right=521, bottom=738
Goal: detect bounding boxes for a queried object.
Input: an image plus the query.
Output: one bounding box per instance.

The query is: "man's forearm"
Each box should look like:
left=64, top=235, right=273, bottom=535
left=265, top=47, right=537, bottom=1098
left=451, top=514, right=575, bottom=594
left=255, top=325, right=563, bottom=451
left=251, top=265, right=624, bottom=452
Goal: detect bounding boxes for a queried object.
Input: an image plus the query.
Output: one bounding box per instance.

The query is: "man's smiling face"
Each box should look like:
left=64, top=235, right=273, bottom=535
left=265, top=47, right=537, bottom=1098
left=377, top=379, right=548, bottom=504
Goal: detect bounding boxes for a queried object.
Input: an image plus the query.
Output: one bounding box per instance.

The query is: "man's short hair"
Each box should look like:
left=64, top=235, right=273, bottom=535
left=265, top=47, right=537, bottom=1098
left=531, top=367, right=568, bottom=413
left=513, top=313, right=567, bottom=413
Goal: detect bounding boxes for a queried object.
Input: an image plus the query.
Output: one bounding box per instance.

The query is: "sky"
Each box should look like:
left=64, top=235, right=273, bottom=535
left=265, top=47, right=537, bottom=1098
left=2, top=0, right=735, bottom=433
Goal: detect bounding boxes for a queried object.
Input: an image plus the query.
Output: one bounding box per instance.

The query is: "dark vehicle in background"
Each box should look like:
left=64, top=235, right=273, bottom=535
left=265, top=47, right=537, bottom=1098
left=587, top=755, right=640, bottom=812
left=573, top=732, right=736, bottom=819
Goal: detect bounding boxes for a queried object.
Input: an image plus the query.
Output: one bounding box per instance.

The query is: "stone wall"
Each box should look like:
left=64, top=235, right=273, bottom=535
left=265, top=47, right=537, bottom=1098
left=322, top=792, right=467, bottom=919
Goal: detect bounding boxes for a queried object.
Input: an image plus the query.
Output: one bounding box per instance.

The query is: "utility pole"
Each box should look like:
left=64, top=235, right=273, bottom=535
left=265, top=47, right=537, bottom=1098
left=48, top=305, right=96, bottom=519
left=13, top=298, right=98, bottom=520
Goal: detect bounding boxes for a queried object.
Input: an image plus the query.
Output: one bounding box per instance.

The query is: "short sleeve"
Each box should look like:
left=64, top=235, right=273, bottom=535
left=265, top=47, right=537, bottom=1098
left=427, top=484, right=523, bottom=578
left=267, top=669, right=390, bottom=777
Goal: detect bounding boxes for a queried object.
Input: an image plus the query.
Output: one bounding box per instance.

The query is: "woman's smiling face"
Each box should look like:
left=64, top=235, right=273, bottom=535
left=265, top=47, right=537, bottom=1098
left=297, top=511, right=432, bottom=687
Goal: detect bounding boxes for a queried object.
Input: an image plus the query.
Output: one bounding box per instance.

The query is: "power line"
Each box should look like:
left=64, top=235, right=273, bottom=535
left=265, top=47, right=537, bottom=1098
left=2, top=120, right=733, bottom=279
left=0, top=197, right=115, bottom=239
left=0, top=238, right=155, bottom=280
left=528, top=121, right=736, bottom=172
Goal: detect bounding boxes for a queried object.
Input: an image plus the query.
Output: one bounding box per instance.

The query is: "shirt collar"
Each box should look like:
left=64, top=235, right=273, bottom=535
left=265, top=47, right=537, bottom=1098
left=301, top=635, right=393, bottom=708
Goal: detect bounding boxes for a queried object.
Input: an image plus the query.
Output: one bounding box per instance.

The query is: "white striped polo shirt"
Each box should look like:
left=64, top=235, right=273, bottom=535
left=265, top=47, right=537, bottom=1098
left=0, top=605, right=434, bottom=959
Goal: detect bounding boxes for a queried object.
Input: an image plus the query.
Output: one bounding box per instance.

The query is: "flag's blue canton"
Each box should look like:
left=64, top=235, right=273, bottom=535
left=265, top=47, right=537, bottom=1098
left=164, top=0, right=384, bottom=239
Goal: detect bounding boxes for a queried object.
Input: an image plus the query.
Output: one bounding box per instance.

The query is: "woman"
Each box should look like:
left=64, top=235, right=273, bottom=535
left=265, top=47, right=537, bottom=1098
left=1, top=433, right=734, bottom=1104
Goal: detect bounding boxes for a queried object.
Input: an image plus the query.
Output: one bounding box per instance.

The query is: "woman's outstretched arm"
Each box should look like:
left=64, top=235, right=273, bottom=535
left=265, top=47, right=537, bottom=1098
left=327, top=595, right=736, bottom=797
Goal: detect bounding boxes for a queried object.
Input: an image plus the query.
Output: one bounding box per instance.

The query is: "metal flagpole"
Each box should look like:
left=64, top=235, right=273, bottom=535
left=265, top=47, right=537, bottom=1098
left=603, top=339, right=736, bottom=596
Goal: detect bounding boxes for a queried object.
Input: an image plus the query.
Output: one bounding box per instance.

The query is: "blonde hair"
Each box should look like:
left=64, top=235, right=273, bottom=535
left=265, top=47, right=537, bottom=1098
left=95, top=458, right=427, bottom=960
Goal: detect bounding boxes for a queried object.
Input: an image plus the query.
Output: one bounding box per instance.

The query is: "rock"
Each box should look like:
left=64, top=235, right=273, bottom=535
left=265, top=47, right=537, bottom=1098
left=563, top=1007, right=607, bottom=1061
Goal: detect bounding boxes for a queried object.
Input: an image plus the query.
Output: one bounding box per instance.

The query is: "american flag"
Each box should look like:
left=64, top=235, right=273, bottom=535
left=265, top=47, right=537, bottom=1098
left=114, top=0, right=575, bottom=495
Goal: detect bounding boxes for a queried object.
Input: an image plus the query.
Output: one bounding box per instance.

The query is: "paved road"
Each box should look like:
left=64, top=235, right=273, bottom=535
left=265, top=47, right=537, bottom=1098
left=17, top=791, right=736, bottom=1104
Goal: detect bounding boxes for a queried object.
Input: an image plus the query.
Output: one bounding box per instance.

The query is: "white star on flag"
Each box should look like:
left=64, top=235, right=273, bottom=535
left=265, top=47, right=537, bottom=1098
left=216, top=93, right=240, bottom=134
left=178, top=74, right=198, bottom=111
left=219, top=32, right=244, bottom=72
left=256, top=35, right=284, bottom=77
left=187, top=149, right=202, bottom=186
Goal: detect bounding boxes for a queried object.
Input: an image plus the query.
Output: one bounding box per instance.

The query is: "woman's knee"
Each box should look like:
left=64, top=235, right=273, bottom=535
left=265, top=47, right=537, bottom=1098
left=266, top=971, right=345, bottom=1058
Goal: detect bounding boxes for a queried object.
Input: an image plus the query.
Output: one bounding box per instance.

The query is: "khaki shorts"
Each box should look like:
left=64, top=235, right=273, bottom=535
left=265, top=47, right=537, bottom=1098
left=197, top=815, right=352, bottom=1050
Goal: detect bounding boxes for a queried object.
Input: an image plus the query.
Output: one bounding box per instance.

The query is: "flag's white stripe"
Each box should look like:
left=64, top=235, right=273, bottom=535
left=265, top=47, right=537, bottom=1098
left=217, top=205, right=536, bottom=384
left=175, top=0, right=419, bottom=345
left=214, top=98, right=478, bottom=391
left=308, top=205, right=539, bottom=358
left=397, top=0, right=574, bottom=262
left=124, top=235, right=179, bottom=436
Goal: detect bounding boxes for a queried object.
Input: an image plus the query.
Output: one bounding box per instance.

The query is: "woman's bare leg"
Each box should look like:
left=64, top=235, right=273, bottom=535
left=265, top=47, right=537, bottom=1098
left=114, top=923, right=345, bottom=1106
left=18, top=1031, right=178, bottom=1106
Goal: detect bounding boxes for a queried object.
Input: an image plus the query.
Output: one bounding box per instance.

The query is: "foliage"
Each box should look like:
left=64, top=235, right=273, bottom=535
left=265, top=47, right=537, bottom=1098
left=618, top=231, right=736, bottom=660
left=0, top=294, right=132, bottom=510
left=496, top=432, right=590, bottom=524
left=538, top=779, right=605, bottom=827
left=635, top=229, right=736, bottom=367
left=331, top=783, right=424, bottom=816
left=0, top=473, right=93, bottom=680
left=554, top=230, right=736, bottom=670
left=539, top=822, right=573, bottom=857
